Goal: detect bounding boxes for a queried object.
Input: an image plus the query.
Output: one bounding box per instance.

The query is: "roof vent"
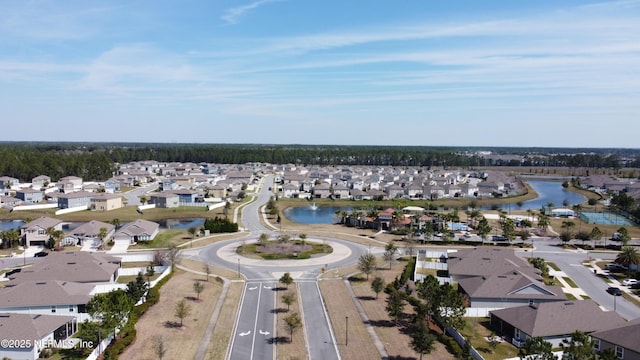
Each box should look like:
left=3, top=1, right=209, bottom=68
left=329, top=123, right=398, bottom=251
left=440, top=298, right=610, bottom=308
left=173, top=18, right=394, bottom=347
left=35, top=282, right=46, bottom=285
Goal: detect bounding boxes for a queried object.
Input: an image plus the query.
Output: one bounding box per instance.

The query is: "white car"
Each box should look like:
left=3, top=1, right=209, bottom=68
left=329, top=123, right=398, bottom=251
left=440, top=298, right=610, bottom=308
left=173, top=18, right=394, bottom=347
left=622, top=279, right=638, bottom=286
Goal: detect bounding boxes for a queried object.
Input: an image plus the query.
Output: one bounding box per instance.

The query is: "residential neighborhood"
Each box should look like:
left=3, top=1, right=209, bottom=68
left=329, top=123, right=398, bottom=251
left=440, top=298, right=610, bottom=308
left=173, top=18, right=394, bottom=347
left=0, top=160, right=639, bottom=360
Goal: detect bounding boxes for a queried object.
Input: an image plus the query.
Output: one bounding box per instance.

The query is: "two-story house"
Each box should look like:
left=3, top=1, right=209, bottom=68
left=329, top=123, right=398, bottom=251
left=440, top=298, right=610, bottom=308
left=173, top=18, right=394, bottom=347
left=20, top=216, right=63, bottom=248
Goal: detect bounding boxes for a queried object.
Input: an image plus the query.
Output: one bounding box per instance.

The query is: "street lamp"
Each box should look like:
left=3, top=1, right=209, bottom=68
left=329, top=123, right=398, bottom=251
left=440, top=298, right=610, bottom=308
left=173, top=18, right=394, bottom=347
left=345, top=316, right=349, bottom=346
left=237, top=258, right=240, bottom=279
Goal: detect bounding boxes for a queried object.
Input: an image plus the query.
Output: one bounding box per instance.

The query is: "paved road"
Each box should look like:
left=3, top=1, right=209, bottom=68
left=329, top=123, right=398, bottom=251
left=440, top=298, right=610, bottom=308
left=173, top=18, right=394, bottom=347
left=188, top=174, right=362, bottom=360
left=123, top=183, right=159, bottom=206
left=518, top=238, right=640, bottom=321
left=229, top=281, right=278, bottom=360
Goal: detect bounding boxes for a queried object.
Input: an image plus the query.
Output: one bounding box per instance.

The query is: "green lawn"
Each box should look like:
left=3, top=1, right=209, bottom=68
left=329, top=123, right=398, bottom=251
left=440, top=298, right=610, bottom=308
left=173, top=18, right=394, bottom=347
left=459, top=318, right=519, bottom=360
left=563, top=276, right=579, bottom=288
left=547, top=262, right=561, bottom=271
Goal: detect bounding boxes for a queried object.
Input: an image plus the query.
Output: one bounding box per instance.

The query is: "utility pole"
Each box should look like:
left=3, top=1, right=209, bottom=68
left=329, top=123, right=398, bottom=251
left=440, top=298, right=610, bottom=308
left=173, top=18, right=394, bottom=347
left=345, top=316, right=349, bottom=346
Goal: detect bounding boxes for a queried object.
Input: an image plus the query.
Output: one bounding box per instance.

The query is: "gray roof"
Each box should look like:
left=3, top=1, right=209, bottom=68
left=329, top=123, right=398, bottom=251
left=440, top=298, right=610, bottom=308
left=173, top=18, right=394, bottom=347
left=458, top=272, right=565, bottom=300
left=114, top=219, right=159, bottom=237
left=0, top=313, right=76, bottom=346
left=447, top=247, right=541, bottom=279
left=590, top=317, right=640, bottom=353
left=20, top=216, right=62, bottom=230
left=490, top=300, right=627, bottom=337
left=9, top=252, right=120, bottom=284
left=0, top=280, right=93, bottom=308
left=68, top=220, right=115, bottom=238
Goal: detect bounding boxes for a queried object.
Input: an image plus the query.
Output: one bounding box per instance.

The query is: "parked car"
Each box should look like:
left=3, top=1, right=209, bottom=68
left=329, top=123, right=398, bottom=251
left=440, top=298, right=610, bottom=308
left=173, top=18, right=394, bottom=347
left=33, top=251, right=48, bottom=257
left=606, top=287, right=622, bottom=296
left=604, top=263, right=627, bottom=272
left=622, top=279, right=638, bottom=286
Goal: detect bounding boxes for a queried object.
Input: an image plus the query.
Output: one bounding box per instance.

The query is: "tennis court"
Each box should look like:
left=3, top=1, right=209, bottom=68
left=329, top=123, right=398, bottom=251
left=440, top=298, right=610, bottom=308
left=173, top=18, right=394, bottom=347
left=580, top=212, right=635, bottom=226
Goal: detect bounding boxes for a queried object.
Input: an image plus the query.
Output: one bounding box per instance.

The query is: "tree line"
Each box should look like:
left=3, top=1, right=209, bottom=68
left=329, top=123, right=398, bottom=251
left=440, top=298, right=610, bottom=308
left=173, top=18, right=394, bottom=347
left=1, top=142, right=639, bottom=182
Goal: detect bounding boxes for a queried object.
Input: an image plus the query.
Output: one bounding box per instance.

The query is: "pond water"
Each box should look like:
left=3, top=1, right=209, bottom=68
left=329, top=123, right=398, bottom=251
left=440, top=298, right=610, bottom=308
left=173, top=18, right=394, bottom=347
left=284, top=205, right=352, bottom=225
left=284, top=180, right=588, bottom=224
left=0, top=220, right=25, bottom=231
left=158, top=218, right=205, bottom=229
left=482, top=180, right=587, bottom=211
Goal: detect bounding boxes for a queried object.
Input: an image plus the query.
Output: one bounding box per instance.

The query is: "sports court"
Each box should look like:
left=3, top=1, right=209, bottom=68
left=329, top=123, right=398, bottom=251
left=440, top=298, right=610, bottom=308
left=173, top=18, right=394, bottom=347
left=580, top=212, right=635, bottom=226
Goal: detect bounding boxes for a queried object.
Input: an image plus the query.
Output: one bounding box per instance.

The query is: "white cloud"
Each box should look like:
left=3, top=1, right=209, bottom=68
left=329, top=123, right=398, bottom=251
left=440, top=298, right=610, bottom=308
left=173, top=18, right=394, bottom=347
left=221, top=0, right=281, bottom=25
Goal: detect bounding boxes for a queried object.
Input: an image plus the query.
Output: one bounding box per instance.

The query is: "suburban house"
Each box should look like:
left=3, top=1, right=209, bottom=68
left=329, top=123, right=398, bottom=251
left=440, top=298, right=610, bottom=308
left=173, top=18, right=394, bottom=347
left=0, top=196, right=21, bottom=207
left=20, top=216, right=63, bottom=248
left=57, top=176, right=83, bottom=193
left=6, top=252, right=121, bottom=284
left=332, top=185, right=350, bottom=199
left=207, top=184, right=227, bottom=199
left=104, top=178, right=122, bottom=193
left=0, top=176, right=19, bottom=189
left=31, top=175, right=52, bottom=189
left=282, top=183, right=301, bottom=198
left=440, top=248, right=566, bottom=316
left=490, top=300, right=627, bottom=348
left=150, top=192, right=180, bottom=208
left=90, top=193, right=123, bottom=211
left=56, top=191, right=94, bottom=209
left=168, top=189, right=200, bottom=203
left=312, top=183, right=331, bottom=198
left=112, top=219, right=160, bottom=245
left=15, top=188, right=44, bottom=204
left=0, top=313, right=77, bottom=360
left=61, top=220, right=115, bottom=247
left=590, top=318, right=640, bottom=360
left=0, top=280, right=94, bottom=322
left=384, top=184, right=404, bottom=199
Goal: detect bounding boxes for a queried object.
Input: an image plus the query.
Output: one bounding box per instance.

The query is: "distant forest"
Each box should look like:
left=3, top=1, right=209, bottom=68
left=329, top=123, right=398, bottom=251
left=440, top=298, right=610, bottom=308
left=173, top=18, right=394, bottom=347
left=1, top=142, right=639, bottom=182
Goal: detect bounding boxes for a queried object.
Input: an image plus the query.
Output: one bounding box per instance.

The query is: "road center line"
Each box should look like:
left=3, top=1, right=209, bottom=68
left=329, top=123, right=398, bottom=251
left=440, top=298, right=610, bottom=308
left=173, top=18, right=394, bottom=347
left=250, top=282, right=262, bottom=360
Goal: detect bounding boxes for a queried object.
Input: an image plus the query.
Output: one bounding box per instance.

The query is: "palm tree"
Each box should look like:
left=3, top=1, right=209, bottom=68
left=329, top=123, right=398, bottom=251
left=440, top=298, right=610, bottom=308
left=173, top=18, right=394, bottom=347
left=616, top=246, right=640, bottom=277
left=572, top=204, right=583, bottom=231
left=537, top=215, right=550, bottom=233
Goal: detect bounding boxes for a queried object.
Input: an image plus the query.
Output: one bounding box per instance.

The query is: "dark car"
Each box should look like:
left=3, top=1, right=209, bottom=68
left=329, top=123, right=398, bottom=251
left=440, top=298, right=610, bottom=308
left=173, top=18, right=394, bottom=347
left=34, top=251, right=48, bottom=257
left=5, top=268, right=22, bottom=276
left=606, top=287, right=622, bottom=296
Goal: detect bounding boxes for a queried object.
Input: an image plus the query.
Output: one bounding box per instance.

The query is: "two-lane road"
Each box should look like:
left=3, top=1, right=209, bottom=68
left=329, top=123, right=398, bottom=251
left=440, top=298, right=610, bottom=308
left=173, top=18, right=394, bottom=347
left=229, top=281, right=278, bottom=360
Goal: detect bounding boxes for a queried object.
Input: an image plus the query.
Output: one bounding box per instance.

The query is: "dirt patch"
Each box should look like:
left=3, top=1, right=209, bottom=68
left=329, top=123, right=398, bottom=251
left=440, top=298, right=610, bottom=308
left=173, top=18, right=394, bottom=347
left=119, top=269, right=222, bottom=360
left=321, top=261, right=453, bottom=360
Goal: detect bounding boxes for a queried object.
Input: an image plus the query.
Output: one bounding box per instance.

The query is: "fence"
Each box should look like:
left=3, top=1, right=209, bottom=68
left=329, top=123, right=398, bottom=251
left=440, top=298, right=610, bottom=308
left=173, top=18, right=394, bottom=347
left=446, top=327, right=485, bottom=360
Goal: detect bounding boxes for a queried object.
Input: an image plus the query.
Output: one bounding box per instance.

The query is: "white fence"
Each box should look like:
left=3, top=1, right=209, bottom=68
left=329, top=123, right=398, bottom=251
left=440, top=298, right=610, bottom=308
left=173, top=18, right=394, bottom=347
left=55, top=205, right=89, bottom=215
left=118, top=265, right=168, bottom=277
left=446, top=327, right=485, bottom=360
left=86, top=265, right=172, bottom=358
left=9, top=203, right=58, bottom=211
left=117, top=253, right=155, bottom=263
left=85, top=332, right=115, bottom=360
left=149, top=265, right=172, bottom=288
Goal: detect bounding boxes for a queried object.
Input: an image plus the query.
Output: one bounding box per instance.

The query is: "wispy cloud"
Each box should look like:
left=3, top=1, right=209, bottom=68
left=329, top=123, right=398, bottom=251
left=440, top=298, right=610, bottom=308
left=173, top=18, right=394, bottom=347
left=221, top=0, right=280, bottom=25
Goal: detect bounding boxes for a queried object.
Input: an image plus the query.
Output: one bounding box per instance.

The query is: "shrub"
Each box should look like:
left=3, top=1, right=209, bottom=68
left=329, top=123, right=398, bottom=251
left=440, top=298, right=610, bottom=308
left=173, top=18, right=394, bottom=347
left=438, top=333, right=463, bottom=357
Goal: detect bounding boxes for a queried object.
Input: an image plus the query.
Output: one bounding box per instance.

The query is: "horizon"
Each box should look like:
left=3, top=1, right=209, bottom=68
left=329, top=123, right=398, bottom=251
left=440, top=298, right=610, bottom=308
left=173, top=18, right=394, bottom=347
left=1, top=1, right=639, bottom=147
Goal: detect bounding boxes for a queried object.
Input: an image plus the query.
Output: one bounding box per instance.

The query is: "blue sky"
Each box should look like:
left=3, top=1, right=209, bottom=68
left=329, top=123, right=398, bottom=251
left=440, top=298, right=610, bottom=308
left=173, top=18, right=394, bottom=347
left=1, top=0, right=639, bottom=148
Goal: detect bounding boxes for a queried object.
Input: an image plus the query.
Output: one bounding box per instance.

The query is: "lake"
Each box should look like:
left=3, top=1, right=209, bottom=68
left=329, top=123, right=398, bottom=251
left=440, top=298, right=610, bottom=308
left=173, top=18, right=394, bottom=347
left=483, top=180, right=586, bottom=211
left=284, top=205, right=351, bottom=224
left=284, top=180, right=588, bottom=224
